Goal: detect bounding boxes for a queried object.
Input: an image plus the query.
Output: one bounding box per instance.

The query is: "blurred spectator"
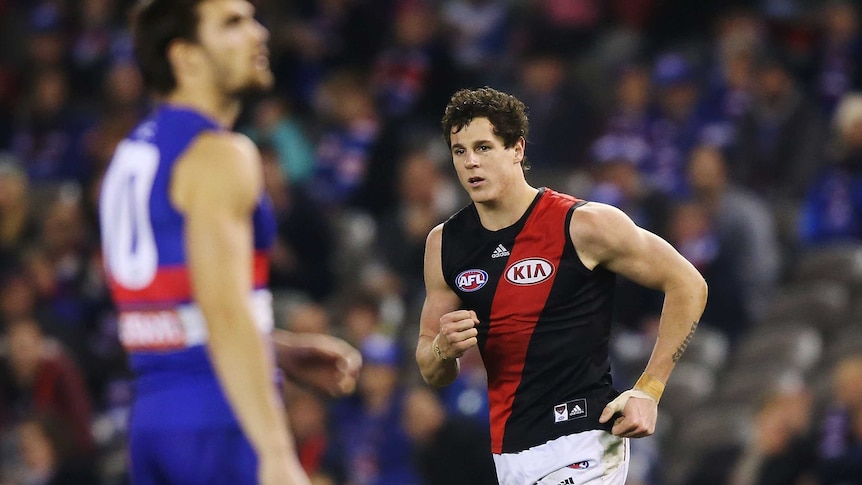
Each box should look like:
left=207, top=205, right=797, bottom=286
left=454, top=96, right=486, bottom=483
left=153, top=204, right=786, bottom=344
left=0, top=160, right=38, bottom=272
left=375, top=150, right=458, bottom=299
left=402, top=386, right=497, bottom=485
left=287, top=390, right=343, bottom=483
left=8, top=67, right=93, bottom=186
left=329, top=333, right=419, bottom=485
left=0, top=272, right=39, bottom=327
left=668, top=201, right=749, bottom=342
left=439, top=0, right=511, bottom=85
left=688, top=144, right=780, bottom=321
left=24, top=2, right=68, bottom=72
left=511, top=51, right=599, bottom=171
left=643, top=52, right=709, bottom=196
left=731, top=52, right=827, bottom=202
left=82, top=60, right=146, bottom=176
left=244, top=95, right=316, bottom=185
left=811, top=1, right=862, bottom=117
left=685, top=382, right=816, bottom=485
left=701, top=10, right=762, bottom=150
left=69, top=0, right=122, bottom=101
left=371, top=0, right=460, bottom=125
left=279, top=0, right=394, bottom=110
left=283, top=301, right=333, bottom=335
left=262, top=146, right=337, bottom=301
left=0, top=318, right=93, bottom=454
left=341, top=291, right=386, bottom=349
left=605, top=63, right=652, bottom=140
left=815, top=353, right=862, bottom=484
left=310, top=70, right=381, bottom=210
left=522, top=0, right=602, bottom=58
left=589, top=134, right=670, bottom=235
left=800, top=93, right=862, bottom=244
left=10, top=413, right=100, bottom=485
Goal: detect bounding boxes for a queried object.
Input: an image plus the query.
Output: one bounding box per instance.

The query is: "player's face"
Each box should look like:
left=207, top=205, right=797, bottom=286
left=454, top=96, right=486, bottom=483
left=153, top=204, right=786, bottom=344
left=450, top=117, right=525, bottom=204
left=195, top=0, right=273, bottom=95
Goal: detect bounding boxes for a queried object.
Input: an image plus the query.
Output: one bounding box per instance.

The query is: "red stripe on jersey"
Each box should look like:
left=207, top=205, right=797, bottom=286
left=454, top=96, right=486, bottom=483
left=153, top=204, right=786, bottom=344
left=485, top=192, right=574, bottom=453
left=252, top=250, right=269, bottom=288
left=110, top=251, right=270, bottom=307
left=110, top=266, right=191, bottom=306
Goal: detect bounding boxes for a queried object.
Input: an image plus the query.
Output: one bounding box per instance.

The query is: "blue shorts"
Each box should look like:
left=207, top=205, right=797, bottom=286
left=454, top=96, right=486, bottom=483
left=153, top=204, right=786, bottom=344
left=129, top=426, right=258, bottom=485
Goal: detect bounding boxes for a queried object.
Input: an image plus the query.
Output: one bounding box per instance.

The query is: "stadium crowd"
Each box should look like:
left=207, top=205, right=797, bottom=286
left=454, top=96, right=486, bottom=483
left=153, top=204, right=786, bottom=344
left=1, top=0, right=862, bottom=484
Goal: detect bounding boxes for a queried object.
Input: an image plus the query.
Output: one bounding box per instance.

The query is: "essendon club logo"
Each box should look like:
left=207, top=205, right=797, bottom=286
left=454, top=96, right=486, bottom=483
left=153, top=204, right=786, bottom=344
left=505, top=258, right=555, bottom=285
left=455, top=269, right=488, bottom=292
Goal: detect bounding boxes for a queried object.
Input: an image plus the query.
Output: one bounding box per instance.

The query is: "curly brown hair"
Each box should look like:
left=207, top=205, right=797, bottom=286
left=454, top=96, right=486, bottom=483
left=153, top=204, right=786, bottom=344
left=441, top=87, right=531, bottom=171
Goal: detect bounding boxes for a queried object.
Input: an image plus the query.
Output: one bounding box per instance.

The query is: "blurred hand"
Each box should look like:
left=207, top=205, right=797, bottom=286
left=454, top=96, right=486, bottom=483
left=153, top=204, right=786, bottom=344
left=278, top=332, right=362, bottom=397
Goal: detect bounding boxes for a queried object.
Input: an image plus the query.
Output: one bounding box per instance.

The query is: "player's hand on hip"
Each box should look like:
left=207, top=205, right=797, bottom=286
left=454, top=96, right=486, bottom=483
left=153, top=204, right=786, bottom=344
left=436, top=310, right=479, bottom=359
left=598, top=389, right=658, bottom=438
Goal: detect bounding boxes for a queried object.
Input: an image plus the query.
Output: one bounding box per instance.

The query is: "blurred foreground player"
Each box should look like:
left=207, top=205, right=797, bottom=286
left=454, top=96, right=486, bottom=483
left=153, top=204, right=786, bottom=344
left=416, top=87, right=708, bottom=484
left=99, top=1, right=360, bottom=484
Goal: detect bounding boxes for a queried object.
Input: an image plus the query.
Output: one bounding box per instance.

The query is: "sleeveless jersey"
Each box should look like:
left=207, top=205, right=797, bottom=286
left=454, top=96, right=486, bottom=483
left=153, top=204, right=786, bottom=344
left=99, top=105, right=276, bottom=429
left=441, top=188, right=618, bottom=454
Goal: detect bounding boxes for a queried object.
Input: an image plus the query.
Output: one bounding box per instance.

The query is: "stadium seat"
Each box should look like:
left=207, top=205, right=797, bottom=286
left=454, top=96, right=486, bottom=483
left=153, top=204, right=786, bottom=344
left=793, top=244, right=862, bottom=288
left=732, top=323, right=823, bottom=373
left=761, top=281, right=850, bottom=336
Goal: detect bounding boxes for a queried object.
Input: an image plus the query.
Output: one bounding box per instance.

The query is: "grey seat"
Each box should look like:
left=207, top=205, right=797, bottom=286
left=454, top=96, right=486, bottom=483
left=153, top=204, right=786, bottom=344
left=762, top=282, right=850, bottom=336
left=732, top=323, right=823, bottom=373
left=794, top=244, right=862, bottom=288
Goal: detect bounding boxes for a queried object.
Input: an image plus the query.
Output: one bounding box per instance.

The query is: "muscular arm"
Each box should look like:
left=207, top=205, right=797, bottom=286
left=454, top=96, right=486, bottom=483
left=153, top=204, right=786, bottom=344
left=416, top=224, right=477, bottom=387
left=572, top=203, right=707, bottom=436
left=173, top=133, right=308, bottom=483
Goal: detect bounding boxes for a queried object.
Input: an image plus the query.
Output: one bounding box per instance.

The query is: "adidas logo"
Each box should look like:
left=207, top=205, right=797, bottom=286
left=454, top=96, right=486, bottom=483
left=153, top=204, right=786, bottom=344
left=491, top=244, right=510, bottom=258
left=557, top=478, right=575, bottom=485
left=570, top=404, right=584, bottom=417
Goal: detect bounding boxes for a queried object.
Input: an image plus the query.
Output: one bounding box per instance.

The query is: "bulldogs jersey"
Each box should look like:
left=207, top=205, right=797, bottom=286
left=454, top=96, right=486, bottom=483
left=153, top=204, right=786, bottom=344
left=99, top=105, right=276, bottom=429
left=441, top=188, right=619, bottom=454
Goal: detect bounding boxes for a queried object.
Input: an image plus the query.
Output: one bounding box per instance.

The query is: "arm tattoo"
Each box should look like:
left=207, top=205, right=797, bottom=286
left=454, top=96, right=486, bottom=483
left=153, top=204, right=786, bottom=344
left=672, top=321, right=699, bottom=363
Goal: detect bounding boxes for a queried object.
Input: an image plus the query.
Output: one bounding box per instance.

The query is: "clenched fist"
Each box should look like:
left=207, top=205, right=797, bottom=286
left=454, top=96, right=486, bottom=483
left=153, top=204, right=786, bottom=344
left=435, top=310, right=480, bottom=359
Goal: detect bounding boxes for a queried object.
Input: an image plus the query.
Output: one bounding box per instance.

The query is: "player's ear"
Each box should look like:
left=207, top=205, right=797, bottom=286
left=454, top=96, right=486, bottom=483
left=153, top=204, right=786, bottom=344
left=167, top=39, right=202, bottom=82
left=513, top=137, right=525, bottom=164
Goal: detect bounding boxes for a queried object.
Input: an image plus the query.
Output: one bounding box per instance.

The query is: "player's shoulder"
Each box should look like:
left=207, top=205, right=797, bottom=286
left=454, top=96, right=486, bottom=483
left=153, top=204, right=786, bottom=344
left=425, top=223, right=445, bottom=250
left=172, top=131, right=261, bottom=209
left=186, top=131, right=259, bottom=165
left=569, top=201, right=634, bottom=248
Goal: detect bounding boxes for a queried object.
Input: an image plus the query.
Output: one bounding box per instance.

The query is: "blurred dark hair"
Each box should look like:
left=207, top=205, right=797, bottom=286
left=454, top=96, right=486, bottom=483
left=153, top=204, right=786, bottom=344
left=441, top=87, right=531, bottom=171
left=130, top=0, right=206, bottom=95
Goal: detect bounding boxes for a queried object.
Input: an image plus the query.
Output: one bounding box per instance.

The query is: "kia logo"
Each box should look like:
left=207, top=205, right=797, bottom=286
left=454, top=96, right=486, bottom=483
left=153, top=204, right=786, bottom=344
left=456, top=269, right=488, bottom=292
left=505, top=258, right=554, bottom=285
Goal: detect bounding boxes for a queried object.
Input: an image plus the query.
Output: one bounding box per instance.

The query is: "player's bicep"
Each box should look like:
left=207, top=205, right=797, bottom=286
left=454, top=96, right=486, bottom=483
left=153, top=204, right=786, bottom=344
left=572, top=203, right=697, bottom=292
left=419, top=224, right=461, bottom=339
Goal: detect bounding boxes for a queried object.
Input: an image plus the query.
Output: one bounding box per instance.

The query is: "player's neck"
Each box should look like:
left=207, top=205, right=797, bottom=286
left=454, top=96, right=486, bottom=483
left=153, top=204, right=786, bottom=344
left=475, top=183, right=539, bottom=231
left=165, top=84, right=241, bottom=129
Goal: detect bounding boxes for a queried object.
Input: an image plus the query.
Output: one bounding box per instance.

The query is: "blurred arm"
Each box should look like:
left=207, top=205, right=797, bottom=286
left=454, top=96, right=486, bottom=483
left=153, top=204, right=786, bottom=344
left=173, top=132, right=309, bottom=483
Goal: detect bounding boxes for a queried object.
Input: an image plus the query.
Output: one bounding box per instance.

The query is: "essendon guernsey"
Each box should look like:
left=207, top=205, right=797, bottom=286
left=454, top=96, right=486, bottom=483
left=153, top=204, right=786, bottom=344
left=441, top=188, right=619, bottom=454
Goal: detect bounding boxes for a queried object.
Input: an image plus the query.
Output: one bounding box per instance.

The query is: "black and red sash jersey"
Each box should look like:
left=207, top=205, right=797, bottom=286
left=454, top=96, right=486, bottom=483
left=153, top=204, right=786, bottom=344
left=441, top=188, right=619, bottom=454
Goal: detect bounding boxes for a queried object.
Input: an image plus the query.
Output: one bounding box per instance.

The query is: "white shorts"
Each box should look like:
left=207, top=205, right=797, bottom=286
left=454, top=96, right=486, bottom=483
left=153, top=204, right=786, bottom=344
left=493, top=430, right=629, bottom=485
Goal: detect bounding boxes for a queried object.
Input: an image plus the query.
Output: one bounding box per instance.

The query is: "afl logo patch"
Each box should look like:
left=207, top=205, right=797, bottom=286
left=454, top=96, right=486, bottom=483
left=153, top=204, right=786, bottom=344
left=456, top=269, right=488, bottom=292
left=505, top=258, right=555, bottom=285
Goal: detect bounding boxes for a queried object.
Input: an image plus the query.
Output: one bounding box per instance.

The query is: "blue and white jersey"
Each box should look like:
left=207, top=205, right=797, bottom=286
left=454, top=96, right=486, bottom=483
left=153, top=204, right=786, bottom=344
left=99, top=105, right=276, bottom=429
